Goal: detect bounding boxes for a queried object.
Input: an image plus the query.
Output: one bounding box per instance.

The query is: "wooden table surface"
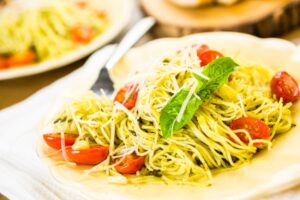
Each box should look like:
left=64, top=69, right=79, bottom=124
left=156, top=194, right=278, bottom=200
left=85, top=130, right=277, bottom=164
left=0, top=58, right=86, bottom=110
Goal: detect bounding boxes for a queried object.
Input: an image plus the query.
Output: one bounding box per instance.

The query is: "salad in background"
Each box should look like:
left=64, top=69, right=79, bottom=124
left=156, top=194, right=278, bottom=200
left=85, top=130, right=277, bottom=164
left=0, top=0, right=108, bottom=70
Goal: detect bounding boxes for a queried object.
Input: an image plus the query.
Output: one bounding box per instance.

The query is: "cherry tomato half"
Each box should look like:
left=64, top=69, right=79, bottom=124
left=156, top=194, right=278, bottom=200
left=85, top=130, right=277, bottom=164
left=65, top=146, right=109, bottom=165
left=271, top=71, right=299, bottom=104
left=198, top=50, right=223, bottom=67
left=43, top=133, right=77, bottom=150
left=196, top=44, right=209, bottom=58
left=71, top=25, right=94, bottom=44
left=7, top=50, right=36, bottom=67
left=229, top=117, right=270, bottom=147
left=115, top=153, right=145, bottom=174
left=114, top=83, right=139, bottom=110
left=0, top=56, right=7, bottom=69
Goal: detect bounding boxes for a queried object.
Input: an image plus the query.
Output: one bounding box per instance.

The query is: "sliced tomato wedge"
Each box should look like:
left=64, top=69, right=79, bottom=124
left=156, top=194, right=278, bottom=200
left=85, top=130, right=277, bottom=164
left=271, top=71, right=299, bottom=104
left=196, top=44, right=209, bottom=58
left=7, top=50, right=36, bottom=67
left=65, top=146, right=109, bottom=165
left=71, top=25, right=94, bottom=44
left=43, top=133, right=77, bottom=150
left=115, top=153, right=145, bottom=174
left=229, top=117, right=270, bottom=147
left=198, top=50, right=223, bottom=67
left=114, top=83, right=139, bottom=110
left=0, top=56, right=7, bottom=69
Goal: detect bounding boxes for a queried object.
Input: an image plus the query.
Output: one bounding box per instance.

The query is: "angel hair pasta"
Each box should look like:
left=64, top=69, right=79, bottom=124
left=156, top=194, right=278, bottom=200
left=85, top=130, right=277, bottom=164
left=42, top=44, right=296, bottom=185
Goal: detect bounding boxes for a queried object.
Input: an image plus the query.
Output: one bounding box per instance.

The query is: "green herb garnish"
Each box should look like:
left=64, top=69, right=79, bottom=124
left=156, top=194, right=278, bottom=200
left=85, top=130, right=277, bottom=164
left=160, top=57, right=238, bottom=138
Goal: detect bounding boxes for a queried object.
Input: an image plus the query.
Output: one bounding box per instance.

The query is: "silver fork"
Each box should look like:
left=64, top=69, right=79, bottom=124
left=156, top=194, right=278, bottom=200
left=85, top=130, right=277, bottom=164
left=90, top=17, right=155, bottom=95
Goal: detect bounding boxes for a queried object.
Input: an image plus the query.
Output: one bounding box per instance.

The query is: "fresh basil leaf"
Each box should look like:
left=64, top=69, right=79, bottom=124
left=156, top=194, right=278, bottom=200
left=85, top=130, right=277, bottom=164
left=160, top=89, right=202, bottom=138
left=160, top=57, right=239, bottom=138
left=194, top=57, right=238, bottom=99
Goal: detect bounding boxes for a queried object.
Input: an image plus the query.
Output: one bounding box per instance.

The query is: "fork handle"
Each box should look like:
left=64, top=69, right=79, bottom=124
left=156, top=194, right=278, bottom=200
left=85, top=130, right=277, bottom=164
left=105, top=17, right=156, bottom=70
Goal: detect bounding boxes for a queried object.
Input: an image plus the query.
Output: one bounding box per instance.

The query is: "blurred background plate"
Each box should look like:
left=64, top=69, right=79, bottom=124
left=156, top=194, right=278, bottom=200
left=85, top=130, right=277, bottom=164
left=0, top=0, right=133, bottom=80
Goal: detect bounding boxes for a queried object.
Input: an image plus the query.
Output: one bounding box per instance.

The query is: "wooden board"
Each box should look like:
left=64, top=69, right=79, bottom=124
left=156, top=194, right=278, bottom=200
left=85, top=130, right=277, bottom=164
left=140, top=0, right=300, bottom=37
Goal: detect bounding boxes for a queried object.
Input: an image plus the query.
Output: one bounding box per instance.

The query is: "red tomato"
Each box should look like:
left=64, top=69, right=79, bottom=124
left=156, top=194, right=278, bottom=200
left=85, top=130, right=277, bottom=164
left=43, top=133, right=77, bottom=150
left=115, top=153, right=145, bottom=174
left=114, top=83, right=139, bottom=110
left=196, top=44, right=209, bottom=58
left=7, top=50, right=36, bottom=67
left=65, top=146, right=109, bottom=165
left=271, top=71, right=299, bottom=103
left=0, top=56, right=7, bottom=69
left=71, top=25, right=94, bottom=43
left=198, top=50, right=223, bottom=67
left=229, top=117, right=270, bottom=147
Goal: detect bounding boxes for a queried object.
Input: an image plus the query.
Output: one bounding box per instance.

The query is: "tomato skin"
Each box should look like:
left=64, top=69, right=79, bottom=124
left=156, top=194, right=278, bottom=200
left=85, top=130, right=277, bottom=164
left=271, top=71, right=299, bottom=104
left=7, top=50, right=36, bottom=67
left=43, top=133, right=77, bottom=150
left=229, top=117, right=270, bottom=147
left=0, top=56, right=8, bottom=69
left=71, top=25, right=94, bottom=43
left=196, top=44, right=209, bottom=58
left=65, top=146, right=109, bottom=165
left=115, top=154, right=145, bottom=174
left=114, top=84, right=139, bottom=110
left=198, top=50, right=223, bottom=67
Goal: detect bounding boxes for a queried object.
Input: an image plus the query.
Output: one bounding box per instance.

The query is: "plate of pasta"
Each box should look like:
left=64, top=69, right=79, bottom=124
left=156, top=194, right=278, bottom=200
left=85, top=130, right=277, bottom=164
left=0, top=0, right=132, bottom=80
left=38, top=32, right=300, bottom=200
